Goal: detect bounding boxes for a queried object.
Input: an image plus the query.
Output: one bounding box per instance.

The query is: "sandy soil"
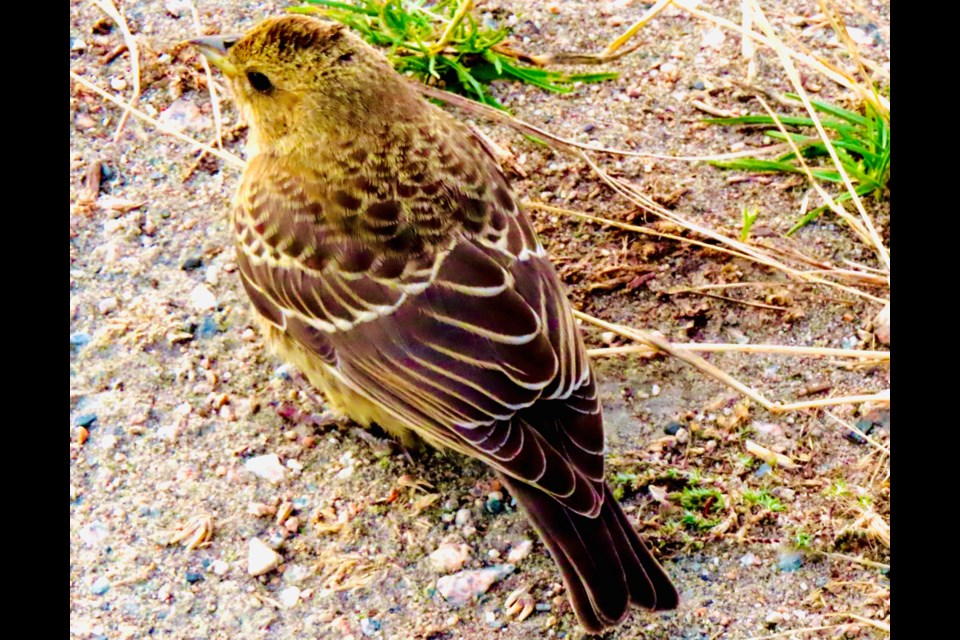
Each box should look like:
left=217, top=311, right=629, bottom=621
left=70, top=1, right=890, bottom=638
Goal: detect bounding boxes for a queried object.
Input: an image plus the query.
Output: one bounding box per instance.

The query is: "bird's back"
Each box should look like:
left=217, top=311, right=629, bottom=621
left=223, top=16, right=678, bottom=630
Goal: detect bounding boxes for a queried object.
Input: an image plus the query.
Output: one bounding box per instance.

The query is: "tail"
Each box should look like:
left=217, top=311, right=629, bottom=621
left=499, top=474, right=679, bottom=633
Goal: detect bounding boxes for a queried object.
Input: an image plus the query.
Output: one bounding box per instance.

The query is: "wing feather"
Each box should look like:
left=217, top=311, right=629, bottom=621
left=235, top=131, right=606, bottom=516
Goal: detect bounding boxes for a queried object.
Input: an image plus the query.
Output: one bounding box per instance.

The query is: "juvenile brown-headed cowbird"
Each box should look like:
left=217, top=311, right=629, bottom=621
left=191, top=15, right=678, bottom=632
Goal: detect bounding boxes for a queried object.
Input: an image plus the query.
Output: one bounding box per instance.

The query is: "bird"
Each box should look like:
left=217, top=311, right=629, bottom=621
left=190, top=14, right=678, bottom=633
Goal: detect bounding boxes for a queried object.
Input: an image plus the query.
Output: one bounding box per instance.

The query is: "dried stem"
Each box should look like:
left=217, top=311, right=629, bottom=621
left=91, top=0, right=141, bottom=142
left=588, top=343, right=888, bottom=360
left=190, top=1, right=224, bottom=150
left=573, top=309, right=780, bottom=411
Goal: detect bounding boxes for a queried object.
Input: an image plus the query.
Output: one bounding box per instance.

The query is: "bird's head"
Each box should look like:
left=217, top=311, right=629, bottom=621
left=189, top=15, right=413, bottom=153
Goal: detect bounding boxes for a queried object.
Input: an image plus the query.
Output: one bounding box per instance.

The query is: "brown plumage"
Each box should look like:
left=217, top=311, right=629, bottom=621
left=191, top=15, right=678, bottom=632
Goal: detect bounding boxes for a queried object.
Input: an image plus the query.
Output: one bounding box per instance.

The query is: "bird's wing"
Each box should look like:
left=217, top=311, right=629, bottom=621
left=235, top=142, right=606, bottom=517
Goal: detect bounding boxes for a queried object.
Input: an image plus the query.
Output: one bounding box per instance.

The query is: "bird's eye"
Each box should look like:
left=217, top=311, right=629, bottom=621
left=337, top=52, right=354, bottom=63
left=246, top=71, right=274, bottom=93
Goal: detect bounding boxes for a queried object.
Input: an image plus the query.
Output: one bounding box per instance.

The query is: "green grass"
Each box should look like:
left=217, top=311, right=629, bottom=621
left=675, top=486, right=724, bottom=530
left=705, top=94, right=890, bottom=234
left=742, top=489, right=786, bottom=513
left=739, top=206, right=759, bottom=241
left=293, top=0, right=617, bottom=109
left=611, top=471, right=638, bottom=501
left=792, top=529, right=813, bottom=550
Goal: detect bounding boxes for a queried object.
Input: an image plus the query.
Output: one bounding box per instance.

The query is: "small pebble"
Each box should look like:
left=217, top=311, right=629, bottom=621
left=195, top=315, right=219, bottom=339
left=485, top=610, right=503, bottom=629
left=436, top=565, right=515, bottom=605
left=158, top=98, right=210, bottom=133
left=266, top=529, right=287, bottom=550
left=359, top=618, right=381, bottom=636
left=188, top=284, right=217, bottom=312
left=765, top=611, right=786, bottom=627
left=485, top=491, right=504, bottom=514
left=247, top=538, right=283, bottom=576
left=740, top=552, right=758, bottom=567
left=507, top=539, right=533, bottom=564
left=777, top=550, right=804, bottom=572
left=755, top=463, right=772, bottom=478
left=429, top=542, right=472, bottom=574
left=90, top=577, right=110, bottom=596
left=164, top=0, right=192, bottom=18
left=244, top=454, right=287, bottom=484
left=454, top=508, right=472, bottom=527
left=181, top=255, right=203, bottom=270
left=664, top=421, right=683, bottom=436
left=75, top=413, right=98, bottom=428
left=278, top=585, right=300, bottom=608
left=109, top=77, right=127, bottom=91
left=210, top=560, right=229, bottom=576
left=70, top=333, right=91, bottom=350
left=97, top=297, right=118, bottom=315
left=185, top=571, right=203, bottom=584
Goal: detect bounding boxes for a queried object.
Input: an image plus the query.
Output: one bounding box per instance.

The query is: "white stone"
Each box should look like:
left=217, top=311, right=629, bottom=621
left=436, top=565, right=514, bottom=605
left=429, top=543, right=471, bottom=573
left=506, top=539, right=533, bottom=564
left=98, top=297, right=118, bottom=315
left=244, top=454, right=287, bottom=484
left=158, top=97, right=210, bottom=133
left=189, top=284, right=217, bottom=311
left=278, top=585, right=301, bottom=608
left=247, top=538, right=282, bottom=576
left=454, top=508, right=472, bottom=527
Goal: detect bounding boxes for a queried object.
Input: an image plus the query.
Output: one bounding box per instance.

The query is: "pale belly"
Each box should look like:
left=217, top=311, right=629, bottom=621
left=254, top=313, right=429, bottom=449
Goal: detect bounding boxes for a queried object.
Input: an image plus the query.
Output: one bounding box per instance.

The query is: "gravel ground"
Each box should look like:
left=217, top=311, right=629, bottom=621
left=70, top=1, right=890, bottom=638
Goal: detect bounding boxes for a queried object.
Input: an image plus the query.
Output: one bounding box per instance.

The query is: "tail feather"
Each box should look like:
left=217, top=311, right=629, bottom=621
left=499, top=474, right=679, bottom=633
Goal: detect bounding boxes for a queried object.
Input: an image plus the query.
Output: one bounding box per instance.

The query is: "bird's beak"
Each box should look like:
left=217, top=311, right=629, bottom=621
left=186, top=34, right=242, bottom=76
